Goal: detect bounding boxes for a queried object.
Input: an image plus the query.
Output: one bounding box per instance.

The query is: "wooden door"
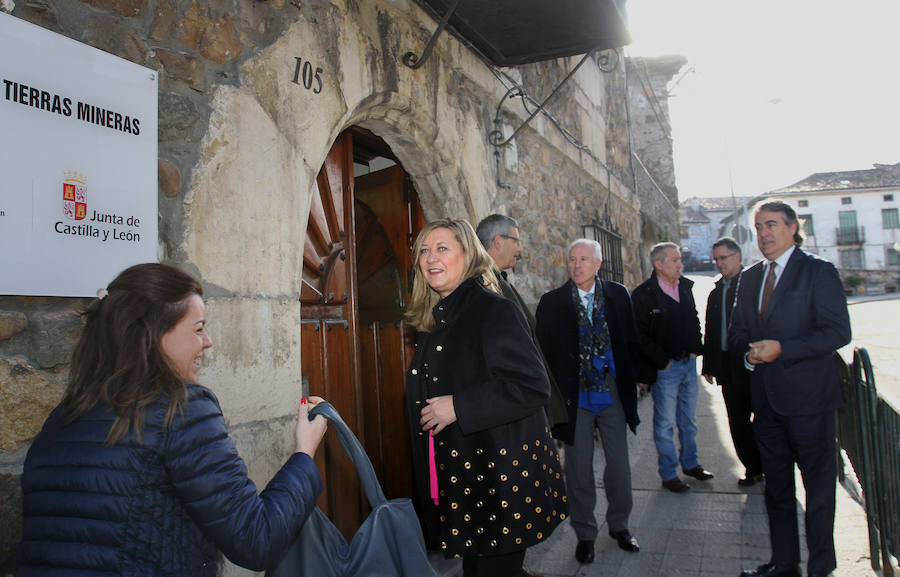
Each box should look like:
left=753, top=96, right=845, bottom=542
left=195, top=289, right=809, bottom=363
left=355, top=165, right=424, bottom=500
left=301, top=134, right=423, bottom=540
left=300, top=132, right=364, bottom=540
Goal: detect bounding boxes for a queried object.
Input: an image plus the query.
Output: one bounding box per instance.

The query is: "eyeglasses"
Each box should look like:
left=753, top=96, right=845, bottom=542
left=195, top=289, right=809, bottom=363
left=499, top=234, right=522, bottom=246
left=712, top=253, right=739, bottom=263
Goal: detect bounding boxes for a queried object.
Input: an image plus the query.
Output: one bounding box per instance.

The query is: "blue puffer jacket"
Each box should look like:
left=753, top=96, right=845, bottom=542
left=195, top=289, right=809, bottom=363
left=16, top=384, right=322, bottom=577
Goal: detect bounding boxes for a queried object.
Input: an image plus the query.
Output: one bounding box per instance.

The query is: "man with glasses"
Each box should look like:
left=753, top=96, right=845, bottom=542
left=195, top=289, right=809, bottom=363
left=701, top=237, right=762, bottom=487
left=476, top=214, right=567, bottom=429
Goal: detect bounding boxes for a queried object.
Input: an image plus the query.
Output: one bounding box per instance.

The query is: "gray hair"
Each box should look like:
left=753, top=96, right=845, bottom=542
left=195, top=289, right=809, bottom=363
left=566, top=238, right=603, bottom=261
left=475, top=214, right=518, bottom=249
left=755, top=200, right=804, bottom=246
left=650, top=241, right=680, bottom=264
left=712, top=236, right=741, bottom=255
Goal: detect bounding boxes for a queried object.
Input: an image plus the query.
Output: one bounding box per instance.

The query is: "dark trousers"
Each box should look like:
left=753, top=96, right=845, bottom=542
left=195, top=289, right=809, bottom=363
left=462, top=549, right=525, bottom=577
left=754, top=399, right=837, bottom=575
left=719, top=355, right=762, bottom=476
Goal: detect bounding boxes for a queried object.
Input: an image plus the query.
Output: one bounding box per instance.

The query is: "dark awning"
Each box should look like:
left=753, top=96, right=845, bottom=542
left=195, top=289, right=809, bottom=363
left=410, top=0, right=631, bottom=67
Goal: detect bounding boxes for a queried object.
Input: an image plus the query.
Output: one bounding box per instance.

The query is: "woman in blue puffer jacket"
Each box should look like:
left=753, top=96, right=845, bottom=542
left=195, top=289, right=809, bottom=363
left=16, top=263, right=328, bottom=577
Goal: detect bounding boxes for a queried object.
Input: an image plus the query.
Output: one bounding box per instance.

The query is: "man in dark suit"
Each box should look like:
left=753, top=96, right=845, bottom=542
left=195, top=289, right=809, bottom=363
left=701, top=237, right=763, bottom=487
left=535, top=238, right=641, bottom=564
left=730, top=201, right=851, bottom=577
left=476, top=214, right=567, bottom=428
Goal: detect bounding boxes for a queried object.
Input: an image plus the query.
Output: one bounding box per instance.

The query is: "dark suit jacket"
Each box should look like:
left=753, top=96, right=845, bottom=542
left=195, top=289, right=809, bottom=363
left=702, top=271, right=741, bottom=379
left=535, top=279, right=641, bottom=445
left=728, top=248, right=851, bottom=416
left=497, top=270, right=568, bottom=427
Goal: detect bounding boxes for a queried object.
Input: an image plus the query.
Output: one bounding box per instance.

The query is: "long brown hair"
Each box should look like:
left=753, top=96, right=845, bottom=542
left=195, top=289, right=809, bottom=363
left=62, top=263, right=203, bottom=444
left=405, top=219, right=499, bottom=331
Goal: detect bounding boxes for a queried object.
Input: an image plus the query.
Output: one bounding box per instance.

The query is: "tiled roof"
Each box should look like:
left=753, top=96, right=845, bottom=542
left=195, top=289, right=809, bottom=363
left=772, top=163, right=900, bottom=193
left=679, top=196, right=754, bottom=210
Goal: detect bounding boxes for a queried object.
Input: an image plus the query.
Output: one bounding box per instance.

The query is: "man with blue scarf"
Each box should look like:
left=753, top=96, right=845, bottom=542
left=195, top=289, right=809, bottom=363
left=536, top=239, right=642, bottom=564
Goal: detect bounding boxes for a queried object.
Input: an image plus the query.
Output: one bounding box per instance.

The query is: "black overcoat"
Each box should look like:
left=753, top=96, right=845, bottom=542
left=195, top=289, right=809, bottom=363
left=534, top=279, right=641, bottom=445
left=405, top=278, right=567, bottom=558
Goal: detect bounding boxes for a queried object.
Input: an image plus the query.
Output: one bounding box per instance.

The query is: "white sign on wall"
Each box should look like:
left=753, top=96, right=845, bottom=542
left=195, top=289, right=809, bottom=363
left=0, top=12, right=158, bottom=297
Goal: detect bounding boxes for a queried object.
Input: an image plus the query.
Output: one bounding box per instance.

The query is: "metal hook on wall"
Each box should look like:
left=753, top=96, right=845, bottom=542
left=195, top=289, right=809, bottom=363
left=402, top=0, right=463, bottom=69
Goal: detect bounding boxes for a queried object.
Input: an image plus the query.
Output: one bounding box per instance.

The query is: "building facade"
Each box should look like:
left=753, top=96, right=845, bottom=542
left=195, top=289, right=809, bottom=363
left=766, top=163, right=900, bottom=292
left=0, top=2, right=682, bottom=573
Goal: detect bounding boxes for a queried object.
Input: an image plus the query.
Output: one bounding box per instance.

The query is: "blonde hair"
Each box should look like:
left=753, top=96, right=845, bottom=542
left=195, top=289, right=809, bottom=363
left=405, top=219, right=500, bottom=331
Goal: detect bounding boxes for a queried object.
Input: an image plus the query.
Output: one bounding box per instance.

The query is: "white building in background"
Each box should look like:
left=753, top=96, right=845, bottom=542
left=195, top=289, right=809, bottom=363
left=765, top=163, right=900, bottom=292
left=679, top=196, right=754, bottom=269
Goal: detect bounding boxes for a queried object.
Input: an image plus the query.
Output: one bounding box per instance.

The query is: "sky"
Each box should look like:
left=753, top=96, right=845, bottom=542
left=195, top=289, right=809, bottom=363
left=624, top=0, right=900, bottom=199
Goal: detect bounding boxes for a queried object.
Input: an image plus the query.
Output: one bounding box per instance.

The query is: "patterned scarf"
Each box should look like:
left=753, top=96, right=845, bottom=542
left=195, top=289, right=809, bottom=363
left=571, top=276, right=616, bottom=415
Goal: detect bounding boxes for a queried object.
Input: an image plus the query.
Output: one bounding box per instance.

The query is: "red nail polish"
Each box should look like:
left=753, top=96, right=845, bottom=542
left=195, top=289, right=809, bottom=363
left=301, top=397, right=307, bottom=405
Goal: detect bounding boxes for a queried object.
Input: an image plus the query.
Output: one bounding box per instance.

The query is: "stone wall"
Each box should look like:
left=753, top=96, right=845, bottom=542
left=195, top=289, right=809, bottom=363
left=626, top=55, right=687, bottom=276
left=1, top=1, right=673, bottom=574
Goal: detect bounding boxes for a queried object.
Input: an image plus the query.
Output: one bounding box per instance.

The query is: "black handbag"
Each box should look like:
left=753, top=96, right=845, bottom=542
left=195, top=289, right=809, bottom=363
left=267, top=402, right=436, bottom=577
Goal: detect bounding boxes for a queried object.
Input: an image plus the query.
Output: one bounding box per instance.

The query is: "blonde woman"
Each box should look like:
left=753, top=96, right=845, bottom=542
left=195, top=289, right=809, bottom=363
left=405, top=219, right=567, bottom=577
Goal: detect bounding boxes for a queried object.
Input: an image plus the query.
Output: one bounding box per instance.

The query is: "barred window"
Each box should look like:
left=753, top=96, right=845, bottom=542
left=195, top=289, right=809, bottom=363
left=882, top=208, right=899, bottom=229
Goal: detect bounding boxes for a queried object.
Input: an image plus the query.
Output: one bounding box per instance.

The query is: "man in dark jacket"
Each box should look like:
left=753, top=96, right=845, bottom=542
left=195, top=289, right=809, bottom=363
left=535, top=238, right=641, bottom=564
left=631, top=242, right=712, bottom=493
left=701, top=236, right=762, bottom=487
left=731, top=201, right=851, bottom=577
left=476, top=213, right=567, bottom=427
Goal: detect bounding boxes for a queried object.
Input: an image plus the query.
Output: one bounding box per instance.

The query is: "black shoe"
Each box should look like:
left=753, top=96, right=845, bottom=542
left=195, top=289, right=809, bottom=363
left=738, top=473, right=764, bottom=487
left=662, top=477, right=691, bottom=492
left=575, top=540, right=594, bottom=564
left=739, top=562, right=801, bottom=577
left=609, top=529, right=640, bottom=552
left=683, top=465, right=714, bottom=480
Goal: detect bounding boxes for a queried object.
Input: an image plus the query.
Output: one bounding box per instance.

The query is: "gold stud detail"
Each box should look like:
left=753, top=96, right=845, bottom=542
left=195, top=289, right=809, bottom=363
left=560, top=513, right=566, bottom=520
left=476, top=500, right=483, bottom=508
left=516, top=538, right=523, bottom=545
left=562, top=495, right=567, bottom=502
left=502, top=527, right=510, bottom=535
left=514, top=513, right=521, bottom=520
left=522, top=470, right=529, bottom=477
left=411, top=369, right=418, bottom=375
left=440, top=515, right=446, bottom=522
left=535, top=440, right=541, bottom=446
left=546, top=516, right=551, bottom=523
left=450, top=450, right=458, bottom=457
left=464, top=462, right=471, bottom=469
left=451, top=502, right=458, bottom=509
left=501, top=500, right=509, bottom=508
left=525, top=497, right=532, bottom=503
left=534, top=481, right=540, bottom=487
left=451, top=528, right=459, bottom=536
left=489, top=488, right=496, bottom=495
left=441, top=542, right=447, bottom=549
left=476, top=448, right=484, bottom=455
left=532, top=454, right=538, bottom=461
left=512, top=460, right=519, bottom=466
left=490, top=514, right=497, bottom=521
left=526, top=523, right=532, bottom=530
left=436, top=345, right=442, bottom=351
left=464, top=514, right=471, bottom=521
left=488, top=462, right=495, bottom=469
left=499, top=448, right=507, bottom=456
left=500, top=474, right=507, bottom=481
left=491, top=540, right=498, bottom=547
left=464, top=487, right=471, bottom=495
left=465, top=540, right=472, bottom=547
left=477, top=527, right=484, bottom=534
left=537, top=532, right=543, bottom=539
left=440, top=464, right=445, bottom=470
left=476, top=474, right=484, bottom=482
left=512, top=485, right=519, bottom=492
left=450, top=476, right=457, bottom=483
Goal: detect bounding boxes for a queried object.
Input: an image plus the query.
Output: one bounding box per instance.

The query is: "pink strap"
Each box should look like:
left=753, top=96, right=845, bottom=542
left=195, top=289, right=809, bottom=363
left=428, top=430, right=439, bottom=506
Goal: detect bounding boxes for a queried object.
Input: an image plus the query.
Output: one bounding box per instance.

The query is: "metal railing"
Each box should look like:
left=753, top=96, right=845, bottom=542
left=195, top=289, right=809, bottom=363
left=836, top=347, right=899, bottom=575
left=836, top=226, right=866, bottom=245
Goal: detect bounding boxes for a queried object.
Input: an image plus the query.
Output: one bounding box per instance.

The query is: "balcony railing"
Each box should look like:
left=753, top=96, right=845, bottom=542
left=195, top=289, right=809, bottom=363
left=836, top=226, right=866, bottom=245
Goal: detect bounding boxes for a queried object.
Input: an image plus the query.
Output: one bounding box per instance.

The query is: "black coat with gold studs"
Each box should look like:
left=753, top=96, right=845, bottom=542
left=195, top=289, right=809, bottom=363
left=405, top=277, right=567, bottom=558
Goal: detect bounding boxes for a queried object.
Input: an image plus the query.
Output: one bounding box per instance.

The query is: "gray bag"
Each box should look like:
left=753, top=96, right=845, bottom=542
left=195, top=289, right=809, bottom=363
left=267, top=402, right=437, bottom=577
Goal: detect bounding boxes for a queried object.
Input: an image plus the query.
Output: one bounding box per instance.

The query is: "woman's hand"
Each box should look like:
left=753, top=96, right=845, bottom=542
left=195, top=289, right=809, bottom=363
left=295, top=396, right=327, bottom=457
left=420, top=395, right=457, bottom=435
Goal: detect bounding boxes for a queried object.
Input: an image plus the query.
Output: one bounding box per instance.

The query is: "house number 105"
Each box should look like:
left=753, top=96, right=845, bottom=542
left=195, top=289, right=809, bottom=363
left=292, top=57, right=323, bottom=94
